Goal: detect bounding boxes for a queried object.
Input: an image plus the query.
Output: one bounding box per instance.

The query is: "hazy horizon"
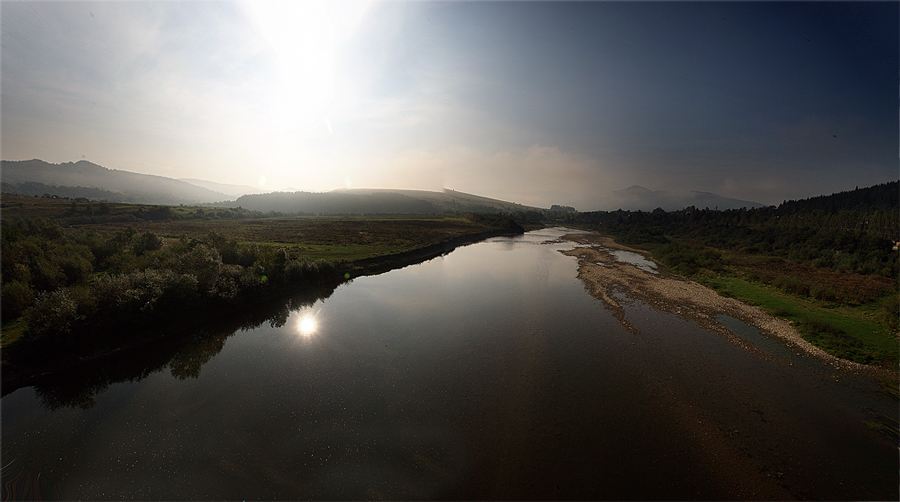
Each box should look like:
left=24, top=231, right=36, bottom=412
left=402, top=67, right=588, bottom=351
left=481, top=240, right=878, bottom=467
left=2, top=1, right=897, bottom=210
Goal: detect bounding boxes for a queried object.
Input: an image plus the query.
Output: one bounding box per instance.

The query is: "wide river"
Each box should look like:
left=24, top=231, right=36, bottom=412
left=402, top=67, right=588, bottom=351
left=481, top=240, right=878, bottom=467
left=2, top=227, right=897, bottom=500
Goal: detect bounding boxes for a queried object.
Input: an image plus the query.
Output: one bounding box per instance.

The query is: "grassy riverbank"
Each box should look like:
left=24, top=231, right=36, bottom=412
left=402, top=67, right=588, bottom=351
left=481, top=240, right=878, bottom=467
left=1, top=195, right=525, bottom=384
left=613, top=238, right=898, bottom=367
left=550, top=184, right=898, bottom=368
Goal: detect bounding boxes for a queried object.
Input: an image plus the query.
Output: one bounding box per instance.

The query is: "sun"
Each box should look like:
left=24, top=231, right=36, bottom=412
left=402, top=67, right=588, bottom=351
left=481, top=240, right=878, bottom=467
left=238, top=1, right=346, bottom=133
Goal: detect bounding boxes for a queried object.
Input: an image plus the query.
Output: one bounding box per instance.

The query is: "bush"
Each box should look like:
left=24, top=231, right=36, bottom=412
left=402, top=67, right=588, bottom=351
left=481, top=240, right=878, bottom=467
left=284, top=258, right=338, bottom=284
left=810, top=285, right=840, bottom=303
left=212, top=264, right=242, bottom=302
left=57, top=248, right=94, bottom=285
left=2, top=280, right=35, bottom=321
left=174, top=244, right=223, bottom=293
left=133, top=232, right=164, bottom=255
left=90, top=269, right=199, bottom=320
left=238, top=264, right=267, bottom=291
left=772, top=276, right=810, bottom=297
left=254, top=247, right=288, bottom=283
left=30, top=255, right=66, bottom=292
left=153, top=270, right=200, bottom=313
left=27, top=288, right=81, bottom=340
left=22, top=217, right=65, bottom=241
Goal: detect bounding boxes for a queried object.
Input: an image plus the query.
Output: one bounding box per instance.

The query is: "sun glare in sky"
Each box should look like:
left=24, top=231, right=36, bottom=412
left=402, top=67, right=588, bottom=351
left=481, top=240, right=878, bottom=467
left=0, top=1, right=896, bottom=208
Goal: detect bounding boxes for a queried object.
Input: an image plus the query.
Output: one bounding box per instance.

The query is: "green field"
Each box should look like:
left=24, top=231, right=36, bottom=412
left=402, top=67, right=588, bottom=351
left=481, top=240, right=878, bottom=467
left=0, top=195, right=516, bottom=262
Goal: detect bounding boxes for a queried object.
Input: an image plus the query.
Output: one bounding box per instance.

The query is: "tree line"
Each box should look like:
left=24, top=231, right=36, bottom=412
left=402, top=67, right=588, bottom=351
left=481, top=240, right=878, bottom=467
left=1, top=217, right=339, bottom=354
left=553, top=181, right=899, bottom=279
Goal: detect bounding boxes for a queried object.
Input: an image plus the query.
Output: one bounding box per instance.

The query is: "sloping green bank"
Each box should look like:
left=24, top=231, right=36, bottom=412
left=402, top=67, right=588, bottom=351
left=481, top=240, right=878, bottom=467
left=702, top=276, right=897, bottom=366
left=563, top=218, right=898, bottom=368
left=1, top=215, right=524, bottom=393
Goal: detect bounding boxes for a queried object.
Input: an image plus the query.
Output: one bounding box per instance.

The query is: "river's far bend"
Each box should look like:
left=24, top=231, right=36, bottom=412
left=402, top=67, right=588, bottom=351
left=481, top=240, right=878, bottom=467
left=1, top=227, right=896, bottom=500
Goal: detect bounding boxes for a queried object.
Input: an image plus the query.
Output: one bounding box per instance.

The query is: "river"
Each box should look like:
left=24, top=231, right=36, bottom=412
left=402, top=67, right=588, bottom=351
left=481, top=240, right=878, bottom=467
left=2, top=227, right=897, bottom=500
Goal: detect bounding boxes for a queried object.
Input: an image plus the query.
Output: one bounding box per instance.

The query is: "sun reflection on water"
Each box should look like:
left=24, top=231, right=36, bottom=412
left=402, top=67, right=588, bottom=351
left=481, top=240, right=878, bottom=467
left=297, top=313, right=318, bottom=336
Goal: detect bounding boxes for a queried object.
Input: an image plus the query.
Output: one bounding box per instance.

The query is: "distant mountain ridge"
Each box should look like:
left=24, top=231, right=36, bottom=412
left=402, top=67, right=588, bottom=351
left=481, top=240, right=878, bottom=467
left=0, top=159, right=543, bottom=214
left=604, top=185, right=765, bottom=212
left=178, top=178, right=268, bottom=198
left=229, top=188, right=542, bottom=215
left=1, top=159, right=230, bottom=205
left=1, top=158, right=768, bottom=212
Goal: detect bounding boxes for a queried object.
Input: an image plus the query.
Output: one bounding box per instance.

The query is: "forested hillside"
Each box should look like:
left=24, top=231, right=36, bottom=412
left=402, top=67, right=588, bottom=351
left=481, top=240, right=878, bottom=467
left=778, top=181, right=898, bottom=214
left=557, top=181, right=899, bottom=276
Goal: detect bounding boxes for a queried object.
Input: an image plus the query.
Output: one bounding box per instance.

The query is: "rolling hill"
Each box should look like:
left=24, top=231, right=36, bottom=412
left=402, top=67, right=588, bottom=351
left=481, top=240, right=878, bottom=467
left=1, top=158, right=767, bottom=214
left=228, top=188, right=543, bottom=215
left=1, top=159, right=230, bottom=205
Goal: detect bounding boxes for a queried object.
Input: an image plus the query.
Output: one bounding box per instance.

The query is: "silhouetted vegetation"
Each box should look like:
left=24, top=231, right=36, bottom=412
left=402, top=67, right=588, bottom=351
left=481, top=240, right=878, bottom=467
left=23, top=286, right=330, bottom=408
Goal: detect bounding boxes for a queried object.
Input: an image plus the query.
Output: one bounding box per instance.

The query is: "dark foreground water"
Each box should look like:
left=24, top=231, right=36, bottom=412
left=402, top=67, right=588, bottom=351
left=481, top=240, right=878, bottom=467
left=2, top=228, right=897, bottom=500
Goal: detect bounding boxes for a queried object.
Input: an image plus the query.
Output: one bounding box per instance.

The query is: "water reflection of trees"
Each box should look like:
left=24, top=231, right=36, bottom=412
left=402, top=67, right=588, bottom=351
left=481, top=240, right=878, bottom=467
left=30, top=284, right=336, bottom=410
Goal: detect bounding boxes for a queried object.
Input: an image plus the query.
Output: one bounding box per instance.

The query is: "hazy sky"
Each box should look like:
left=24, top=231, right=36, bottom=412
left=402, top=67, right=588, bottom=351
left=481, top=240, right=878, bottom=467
left=2, top=1, right=897, bottom=209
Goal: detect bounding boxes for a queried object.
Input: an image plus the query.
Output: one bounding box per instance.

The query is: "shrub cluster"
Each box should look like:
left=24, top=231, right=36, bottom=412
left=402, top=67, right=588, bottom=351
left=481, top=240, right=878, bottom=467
left=652, top=241, right=724, bottom=275
left=1, top=218, right=340, bottom=347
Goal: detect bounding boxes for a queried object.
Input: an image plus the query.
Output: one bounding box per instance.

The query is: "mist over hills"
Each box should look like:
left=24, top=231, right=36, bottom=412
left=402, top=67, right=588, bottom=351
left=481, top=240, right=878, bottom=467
left=0, top=158, right=786, bottom=214
left=1, top=159, right=230, bottom=205
left=178, top=178, right=268, bottom=198
left=495, top=186, right=765, bottom=212
left=228, top=188, right=539, bottom=215
left=0, top=159, right=543, bottom=214
left=605, top=185, right=766, bottom=212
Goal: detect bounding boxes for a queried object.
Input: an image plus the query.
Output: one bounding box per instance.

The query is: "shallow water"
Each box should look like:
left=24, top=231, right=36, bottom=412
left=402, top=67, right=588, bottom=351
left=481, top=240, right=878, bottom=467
left=610, top=248, right=659, bottom=273
left=2, top=227, right=896, bottom=500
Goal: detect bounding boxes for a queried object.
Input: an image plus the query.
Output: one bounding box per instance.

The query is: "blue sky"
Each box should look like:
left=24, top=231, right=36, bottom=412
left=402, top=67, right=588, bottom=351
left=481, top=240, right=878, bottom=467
left=2, top=1, right=897, bottom=209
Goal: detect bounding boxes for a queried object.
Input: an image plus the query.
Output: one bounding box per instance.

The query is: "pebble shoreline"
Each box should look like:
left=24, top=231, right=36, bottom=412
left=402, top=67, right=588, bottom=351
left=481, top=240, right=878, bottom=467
left=559, top=233, right=896, bottom=382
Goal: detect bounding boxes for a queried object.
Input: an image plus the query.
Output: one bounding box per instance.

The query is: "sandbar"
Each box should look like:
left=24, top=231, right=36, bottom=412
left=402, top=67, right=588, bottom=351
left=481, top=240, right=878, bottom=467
left=559, top=232, right=895, bottom=380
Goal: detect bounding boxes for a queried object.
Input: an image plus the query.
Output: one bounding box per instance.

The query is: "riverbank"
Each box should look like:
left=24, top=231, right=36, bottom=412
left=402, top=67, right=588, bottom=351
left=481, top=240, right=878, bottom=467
left=559, top=233, right=897, bottom=382
left=1, top=225, right=524, bottom=396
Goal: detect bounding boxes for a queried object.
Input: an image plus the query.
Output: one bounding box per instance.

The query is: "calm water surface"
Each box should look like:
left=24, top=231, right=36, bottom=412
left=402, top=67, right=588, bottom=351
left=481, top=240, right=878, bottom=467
left=2, top=227, right=897, bottom=500
left=610, top=248, right=658, bottom=274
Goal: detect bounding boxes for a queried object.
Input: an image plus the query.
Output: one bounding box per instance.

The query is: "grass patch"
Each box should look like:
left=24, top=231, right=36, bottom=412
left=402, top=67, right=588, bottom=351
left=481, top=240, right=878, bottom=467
left=289, top=243, right=405, bottom=262
left=701, top=276, right=897, bottom=365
